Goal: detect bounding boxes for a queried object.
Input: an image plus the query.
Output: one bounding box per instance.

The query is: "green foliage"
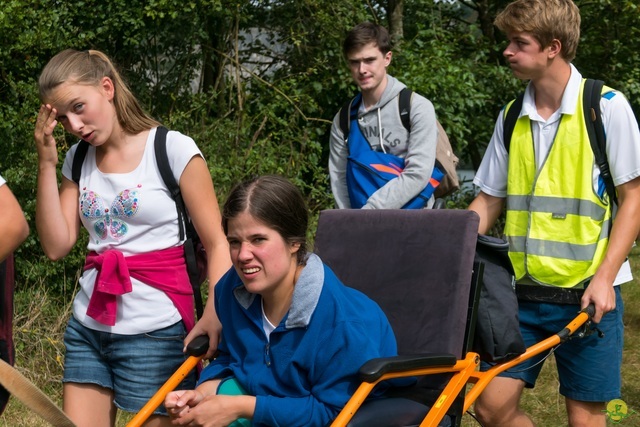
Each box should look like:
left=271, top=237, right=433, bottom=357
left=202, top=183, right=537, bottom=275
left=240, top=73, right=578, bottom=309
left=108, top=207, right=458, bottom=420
left=1, top=0, right=638, bottom=294
left=575, top=0, right=640, bottom=116
left=395, top=0, right=524, bottom=169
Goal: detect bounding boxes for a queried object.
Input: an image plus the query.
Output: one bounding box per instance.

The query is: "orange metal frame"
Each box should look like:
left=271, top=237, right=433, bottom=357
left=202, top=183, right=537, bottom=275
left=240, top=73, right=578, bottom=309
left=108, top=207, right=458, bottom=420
left=126, top=353, right=203, bottom=427
left=331, top=308, right=592, bottom=427
left=127, top=310, right=592, bottom=427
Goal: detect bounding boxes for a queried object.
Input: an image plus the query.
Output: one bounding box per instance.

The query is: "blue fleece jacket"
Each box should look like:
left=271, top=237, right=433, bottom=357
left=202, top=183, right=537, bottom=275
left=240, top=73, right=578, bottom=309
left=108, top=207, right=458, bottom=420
left=198, top=253, right=399, bottom=426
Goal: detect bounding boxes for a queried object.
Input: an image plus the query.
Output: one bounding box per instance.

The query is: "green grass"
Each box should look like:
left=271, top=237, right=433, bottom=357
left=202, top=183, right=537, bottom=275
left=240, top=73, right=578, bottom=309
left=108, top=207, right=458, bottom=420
left=3, top=247, right=640, bottom=426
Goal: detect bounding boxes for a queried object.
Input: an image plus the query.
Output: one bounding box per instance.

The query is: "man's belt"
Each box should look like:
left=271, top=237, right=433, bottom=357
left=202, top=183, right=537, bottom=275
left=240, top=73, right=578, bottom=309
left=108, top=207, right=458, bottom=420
left=516, top=283, right=585, bottom=305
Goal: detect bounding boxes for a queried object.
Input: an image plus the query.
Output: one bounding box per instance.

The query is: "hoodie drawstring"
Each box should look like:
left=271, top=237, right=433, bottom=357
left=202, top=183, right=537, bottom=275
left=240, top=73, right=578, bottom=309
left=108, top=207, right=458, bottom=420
left=377, top=108, right=387, bottom=153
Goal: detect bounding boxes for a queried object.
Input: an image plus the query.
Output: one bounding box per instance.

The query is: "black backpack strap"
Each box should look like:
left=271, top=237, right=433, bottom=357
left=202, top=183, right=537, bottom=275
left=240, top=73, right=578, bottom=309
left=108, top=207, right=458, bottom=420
left=339, top=94, right=364, bottom=142
left=398, top=87, right=413, bottom=132
left=153, top=126, right=204, bottom=318
left=502, top=92, right=524, bottom=153
left=583, top=78, right=617, bottom=206
left=154, top=126, right=176, bottom=194
left=339, top=99, right=352, bottom=142
left=154, top=126, right=187, bottom=241
left=341, top=89, right=412, bottom=139
left=71, top=140, right=90, bottom=185
left=340, top=89, right=412, bottom=141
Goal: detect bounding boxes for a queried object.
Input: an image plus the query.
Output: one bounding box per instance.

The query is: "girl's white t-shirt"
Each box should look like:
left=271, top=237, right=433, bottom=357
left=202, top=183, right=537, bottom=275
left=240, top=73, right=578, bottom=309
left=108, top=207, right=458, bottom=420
left=61, top=128, right=202, bottom=334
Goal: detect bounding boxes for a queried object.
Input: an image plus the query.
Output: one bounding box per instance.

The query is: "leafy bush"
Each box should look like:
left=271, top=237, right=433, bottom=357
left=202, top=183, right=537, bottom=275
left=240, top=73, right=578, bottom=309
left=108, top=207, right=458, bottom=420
left=2, top=0, right=639, bottom=294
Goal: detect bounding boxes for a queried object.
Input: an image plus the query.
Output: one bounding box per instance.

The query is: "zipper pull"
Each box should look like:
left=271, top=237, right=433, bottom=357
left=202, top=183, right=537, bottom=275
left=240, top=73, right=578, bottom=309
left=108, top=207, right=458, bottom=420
left=264, top=343, right=271, bottom=367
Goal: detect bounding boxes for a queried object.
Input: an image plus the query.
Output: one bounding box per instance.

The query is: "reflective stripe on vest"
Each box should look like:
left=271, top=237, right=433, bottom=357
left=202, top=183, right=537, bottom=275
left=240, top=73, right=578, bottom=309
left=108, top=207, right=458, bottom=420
left=504, top=80, right=612, bottom=288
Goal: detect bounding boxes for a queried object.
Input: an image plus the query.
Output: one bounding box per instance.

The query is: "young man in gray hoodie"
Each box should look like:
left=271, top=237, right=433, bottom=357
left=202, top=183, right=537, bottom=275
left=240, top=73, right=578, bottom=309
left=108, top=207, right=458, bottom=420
left=329, top=22, right=439, bottom=209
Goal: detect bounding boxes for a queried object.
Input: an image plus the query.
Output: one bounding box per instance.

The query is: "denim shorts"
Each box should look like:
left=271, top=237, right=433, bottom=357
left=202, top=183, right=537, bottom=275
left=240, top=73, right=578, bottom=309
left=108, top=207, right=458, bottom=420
left=481, top=287, right=623, bottom=402
left=63, top=316, right=196, bottom=415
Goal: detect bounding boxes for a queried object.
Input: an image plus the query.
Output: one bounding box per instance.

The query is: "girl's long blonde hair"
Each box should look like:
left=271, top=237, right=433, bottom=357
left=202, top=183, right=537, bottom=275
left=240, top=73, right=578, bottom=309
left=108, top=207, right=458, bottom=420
left=38, top=49, right=160, bottom=134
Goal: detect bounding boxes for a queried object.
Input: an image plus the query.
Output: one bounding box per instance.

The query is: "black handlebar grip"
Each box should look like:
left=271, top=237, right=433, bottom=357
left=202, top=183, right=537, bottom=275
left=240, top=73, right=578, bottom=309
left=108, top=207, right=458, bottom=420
left=186, top=335, right=210, bottom=357
left=583, top=303, right=596, bottom=319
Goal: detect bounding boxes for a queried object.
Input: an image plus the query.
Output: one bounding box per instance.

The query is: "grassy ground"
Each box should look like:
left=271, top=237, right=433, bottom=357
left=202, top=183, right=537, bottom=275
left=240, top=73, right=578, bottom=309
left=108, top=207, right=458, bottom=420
left=2, top=247, right=639, bottom=426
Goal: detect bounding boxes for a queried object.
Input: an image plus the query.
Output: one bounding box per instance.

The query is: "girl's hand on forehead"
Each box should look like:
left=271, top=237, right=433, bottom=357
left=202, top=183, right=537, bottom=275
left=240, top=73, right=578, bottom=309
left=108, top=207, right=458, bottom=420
left=34, top=104, right=61, bottom=164
left=36, top=104, right=58, bottom=137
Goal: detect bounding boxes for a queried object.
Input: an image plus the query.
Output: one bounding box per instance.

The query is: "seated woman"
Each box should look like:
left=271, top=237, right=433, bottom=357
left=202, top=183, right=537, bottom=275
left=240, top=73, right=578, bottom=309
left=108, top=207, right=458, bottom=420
left=165, top=175, right=402, bottom=427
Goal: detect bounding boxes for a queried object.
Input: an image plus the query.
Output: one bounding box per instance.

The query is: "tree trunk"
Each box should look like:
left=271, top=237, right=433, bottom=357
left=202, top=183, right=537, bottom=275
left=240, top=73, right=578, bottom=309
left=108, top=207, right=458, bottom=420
left=388, top=0, right=404, bottom=48
left=201, top=15, right=228, bottom=118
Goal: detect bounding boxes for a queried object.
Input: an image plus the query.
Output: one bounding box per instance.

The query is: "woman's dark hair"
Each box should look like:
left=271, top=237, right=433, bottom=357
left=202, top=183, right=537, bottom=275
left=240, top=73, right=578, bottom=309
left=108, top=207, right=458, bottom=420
left=222, top=175, right=308, bottom=265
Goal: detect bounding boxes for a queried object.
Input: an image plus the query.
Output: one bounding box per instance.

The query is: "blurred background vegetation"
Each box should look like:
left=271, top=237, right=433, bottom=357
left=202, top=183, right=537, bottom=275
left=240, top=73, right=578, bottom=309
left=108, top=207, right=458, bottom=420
left=2, top=0, right=639, bottom=292
left=2, top=1, right=640, bottom=425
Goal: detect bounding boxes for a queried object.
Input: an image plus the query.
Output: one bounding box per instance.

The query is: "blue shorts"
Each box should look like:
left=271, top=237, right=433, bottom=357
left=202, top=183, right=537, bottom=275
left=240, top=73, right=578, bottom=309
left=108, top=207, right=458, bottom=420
left=481, top=286, right=623, bottom=402
left=63, top=316, right=196, bottom=415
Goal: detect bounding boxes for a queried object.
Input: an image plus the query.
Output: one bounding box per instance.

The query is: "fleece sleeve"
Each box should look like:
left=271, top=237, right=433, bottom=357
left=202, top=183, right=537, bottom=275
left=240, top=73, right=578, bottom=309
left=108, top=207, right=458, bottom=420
left=364, top=96, right=438, bottom=209
left=328, top=111, right=353, bottom=209
left=252, top=320, right=398, bottom=427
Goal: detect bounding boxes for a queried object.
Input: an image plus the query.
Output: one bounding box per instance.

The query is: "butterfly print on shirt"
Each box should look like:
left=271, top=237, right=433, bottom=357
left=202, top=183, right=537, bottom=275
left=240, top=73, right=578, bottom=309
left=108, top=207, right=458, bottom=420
left=80, top=187, right=141, bottom=241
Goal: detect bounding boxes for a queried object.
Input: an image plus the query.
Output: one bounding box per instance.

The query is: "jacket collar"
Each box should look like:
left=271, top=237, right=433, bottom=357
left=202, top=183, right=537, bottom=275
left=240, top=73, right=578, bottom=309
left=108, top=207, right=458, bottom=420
left=232, top=253, right=325, bottom=329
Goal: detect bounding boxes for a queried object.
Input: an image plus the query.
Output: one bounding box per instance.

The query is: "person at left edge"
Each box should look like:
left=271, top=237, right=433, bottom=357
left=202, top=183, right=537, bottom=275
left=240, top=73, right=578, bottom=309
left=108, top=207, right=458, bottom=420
left=0, top=174, right=29, bottom=261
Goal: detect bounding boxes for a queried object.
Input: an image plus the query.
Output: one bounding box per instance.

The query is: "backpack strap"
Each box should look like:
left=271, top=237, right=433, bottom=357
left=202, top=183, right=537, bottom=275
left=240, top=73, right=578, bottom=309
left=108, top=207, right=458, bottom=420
left=339, top=98, right=353, bottom=142
left=154, top=126, right=187, bottom=241
left=339, top=93, right=363, bottom=141
left=71, top=140, right=90, bottom=185
left=154, top=126, right=176, bottom=194
left=583, top=79, right=617, bottom=206
left=502, top=92, right=524, bottom=153
left=153, top=126, right=204, bottom=318
left=398, top=87, right=412, bottom=132
left=340, top=88, right=413, bottom=140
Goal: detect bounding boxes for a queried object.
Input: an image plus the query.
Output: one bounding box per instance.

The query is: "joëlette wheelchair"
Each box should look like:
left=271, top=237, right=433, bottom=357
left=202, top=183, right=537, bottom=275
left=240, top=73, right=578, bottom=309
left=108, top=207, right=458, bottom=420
left=128, top=209, right=597, bottom=427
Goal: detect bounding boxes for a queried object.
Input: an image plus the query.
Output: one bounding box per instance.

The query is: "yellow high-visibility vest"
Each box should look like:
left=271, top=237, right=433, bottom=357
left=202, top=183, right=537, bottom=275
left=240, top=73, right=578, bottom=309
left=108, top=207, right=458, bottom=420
left=504, top=80, right=612, bottom=287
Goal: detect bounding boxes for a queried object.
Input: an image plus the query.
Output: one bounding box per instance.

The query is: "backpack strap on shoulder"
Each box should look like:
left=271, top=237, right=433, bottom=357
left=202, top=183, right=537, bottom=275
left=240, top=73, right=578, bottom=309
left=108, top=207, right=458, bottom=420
left=71, top=140, right=90, bottom=185
left=339, top=94, right=363, bottom=142
left=583, top=78, right=617, bottom=206
left=398, top=88, right=413, bottom=132
left=339, top=99, right=352, bottom=142
left=154, top=126, right=185, bottom=239
left=502, top=93, right=524, bottom=153
left=153, top=126, right=205, bottom=317
left=154, top=126, right=187, bottom=240
left=154, top=126, right=175, bottom=194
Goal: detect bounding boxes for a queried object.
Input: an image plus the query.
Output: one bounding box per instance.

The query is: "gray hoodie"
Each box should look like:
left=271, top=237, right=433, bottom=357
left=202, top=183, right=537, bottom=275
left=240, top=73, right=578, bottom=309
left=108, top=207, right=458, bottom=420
left=329, top=75, right=438, bottom=209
